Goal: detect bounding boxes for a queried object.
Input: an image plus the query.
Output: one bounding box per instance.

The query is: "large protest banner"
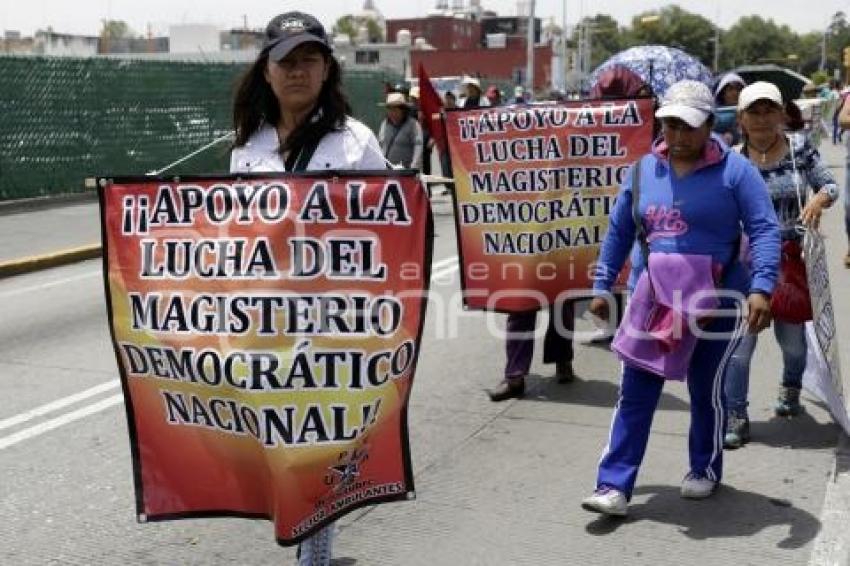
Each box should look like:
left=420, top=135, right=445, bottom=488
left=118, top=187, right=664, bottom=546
left=444, top=98, right=654, bottom=312
left=99, top=172, right=431, bottom=545
left=802, top=229, right=849, bottom=432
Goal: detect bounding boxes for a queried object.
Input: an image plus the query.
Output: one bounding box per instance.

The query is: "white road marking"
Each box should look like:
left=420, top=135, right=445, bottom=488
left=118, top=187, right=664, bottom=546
left=0, top=259, right=457, bottom=301
left=431, top=255, right=457, bottom=270
left=0, top=380, right=119, bottom=432
left=430, top=256, right=459, bottom=282
left=0, top=269, right=100, bottom=300
left=430, top=263, right=459, bottom=282
left=0, top=256, right=461, bottom=449
left=809, top=437, right=850, bottom=565
left=0, top=394, right=124, bottom=451
left=0, top=258, right=457, bottom=301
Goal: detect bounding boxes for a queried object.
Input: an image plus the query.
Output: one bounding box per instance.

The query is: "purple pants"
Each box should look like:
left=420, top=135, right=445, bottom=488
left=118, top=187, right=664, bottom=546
left=505, top=301, right=575, bottom=378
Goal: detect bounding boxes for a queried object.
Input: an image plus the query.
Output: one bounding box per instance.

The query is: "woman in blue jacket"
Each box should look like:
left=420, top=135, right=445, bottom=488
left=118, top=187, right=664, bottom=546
left=580, top=80, right=780, bottom=516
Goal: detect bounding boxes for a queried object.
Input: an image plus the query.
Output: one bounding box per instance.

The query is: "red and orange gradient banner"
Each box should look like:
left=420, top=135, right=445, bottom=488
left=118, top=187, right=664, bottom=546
left=99, top=172, right=431, bottom=545
left=445, top=98, right=654, bottom=312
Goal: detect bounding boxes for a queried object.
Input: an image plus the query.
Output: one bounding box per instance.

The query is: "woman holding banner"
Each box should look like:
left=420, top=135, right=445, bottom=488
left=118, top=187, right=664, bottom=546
left=722, top=82, right=838, bottom=449
left=230, top=10, right=386, bottom=565
left=230, top=12, right=386, bottom=175
left=487, top=304, right=577, bottom=401
left=581, top=80, right=780, bottom=516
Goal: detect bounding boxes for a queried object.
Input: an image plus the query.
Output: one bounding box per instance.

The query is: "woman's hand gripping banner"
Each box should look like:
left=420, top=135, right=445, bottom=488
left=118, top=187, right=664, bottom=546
left=99, top=171, right=432, bottom=545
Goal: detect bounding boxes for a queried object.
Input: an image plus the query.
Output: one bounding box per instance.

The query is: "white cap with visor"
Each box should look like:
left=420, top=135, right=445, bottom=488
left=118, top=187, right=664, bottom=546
left=655, top=80, right=715, bottom=127
left=737, top=81, right=784, bottom=111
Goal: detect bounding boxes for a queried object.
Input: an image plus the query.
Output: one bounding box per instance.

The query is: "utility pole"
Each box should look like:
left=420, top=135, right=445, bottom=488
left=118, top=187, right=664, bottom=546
left=574, top=21, right=591, bottom=91
left=713, top=4, right=721, bottom=72
left=526, top=0, right=535, bottom=98
left=712, top=24, right=720, bottom=72
left=575, top=23, right=582, bottom=78
left=821, top=14, right=832, bottom=72
left=561, top=0, right=567, bottom=92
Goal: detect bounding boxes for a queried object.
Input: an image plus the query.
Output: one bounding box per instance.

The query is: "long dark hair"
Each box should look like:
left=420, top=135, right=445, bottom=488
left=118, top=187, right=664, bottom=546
left=232, top=49, right=351, bottom=154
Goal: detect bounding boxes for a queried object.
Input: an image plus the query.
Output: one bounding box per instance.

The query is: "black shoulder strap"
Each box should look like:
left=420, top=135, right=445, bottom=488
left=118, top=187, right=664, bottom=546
left=285, top=135, right=322, bottom=172
left=631, top=158, right=649, bottom=267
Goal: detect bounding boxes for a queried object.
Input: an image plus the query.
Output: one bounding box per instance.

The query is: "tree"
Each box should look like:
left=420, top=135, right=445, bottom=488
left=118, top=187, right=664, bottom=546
left=811, top=70, right=829, bottom=85
left=99, top=19, right=135, bottom=54
left=578, top=14, right=624, bottom=69
left=825, top=11, right=850, bottom=78
left=332, top=14, right=384, bottom=43
left=100, top=19, right=133, bottom=40
left=367, top=19, right=384, bottom=43
left=333, top=15, right=358, bottom=41
left=627, top=6, right=715, bottom=67
left=795, top=32, right=825, bottom=76
left=721, top=16, right=796, bottom=69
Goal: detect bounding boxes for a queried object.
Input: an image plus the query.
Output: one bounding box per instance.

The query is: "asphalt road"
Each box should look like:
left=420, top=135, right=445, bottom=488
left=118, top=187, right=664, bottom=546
left=1, top=154, right=849, bottom=564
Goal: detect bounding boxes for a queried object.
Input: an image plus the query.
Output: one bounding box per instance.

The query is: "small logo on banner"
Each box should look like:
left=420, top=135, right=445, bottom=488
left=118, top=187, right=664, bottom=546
left=325, top=447, right=369, bottom=493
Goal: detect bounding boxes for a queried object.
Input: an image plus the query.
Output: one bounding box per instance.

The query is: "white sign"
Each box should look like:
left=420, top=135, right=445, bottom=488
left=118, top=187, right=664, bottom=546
left=802, top=229, right=849, bottom=432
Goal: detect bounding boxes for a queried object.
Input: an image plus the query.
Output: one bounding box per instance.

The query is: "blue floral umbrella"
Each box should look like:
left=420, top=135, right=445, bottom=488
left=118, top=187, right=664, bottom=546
left=590, top=45, right=713, bottom=97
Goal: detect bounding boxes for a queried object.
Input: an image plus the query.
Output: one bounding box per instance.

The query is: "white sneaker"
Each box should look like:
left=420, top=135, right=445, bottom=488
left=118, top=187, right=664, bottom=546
left=680, top=472, right=717, bottom=499
left=581, top=486, right=628, bottom=516
left=582, top=327, right=613, bottom=346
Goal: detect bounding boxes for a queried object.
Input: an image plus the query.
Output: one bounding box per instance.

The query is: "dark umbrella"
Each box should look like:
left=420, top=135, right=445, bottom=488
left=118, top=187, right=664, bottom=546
left=732, top=64, right=812, bottom=102
left=590, top=45, right=713, bottom=97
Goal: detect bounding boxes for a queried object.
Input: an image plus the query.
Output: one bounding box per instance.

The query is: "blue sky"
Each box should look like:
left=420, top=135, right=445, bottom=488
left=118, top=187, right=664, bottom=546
left=4, top=1, right=846, bottom=37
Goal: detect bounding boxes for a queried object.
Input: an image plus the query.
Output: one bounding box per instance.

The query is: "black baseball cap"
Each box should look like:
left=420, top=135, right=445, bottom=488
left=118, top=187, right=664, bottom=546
left=263, top=11, right=331, bottom=62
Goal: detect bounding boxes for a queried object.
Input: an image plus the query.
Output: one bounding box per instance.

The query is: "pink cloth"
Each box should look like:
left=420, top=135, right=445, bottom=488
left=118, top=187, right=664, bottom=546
left=612, top=252, right=720, bottom=380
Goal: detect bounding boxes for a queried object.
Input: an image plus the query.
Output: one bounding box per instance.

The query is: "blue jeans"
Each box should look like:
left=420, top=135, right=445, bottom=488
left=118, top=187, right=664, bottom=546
left=723, top=321, right=808, bottom=415
left=297, top=523, right=334, bottom=565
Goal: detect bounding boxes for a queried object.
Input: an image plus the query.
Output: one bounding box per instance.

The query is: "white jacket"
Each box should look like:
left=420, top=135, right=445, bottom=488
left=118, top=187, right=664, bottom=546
left=229, top=117, right=388, bottom=173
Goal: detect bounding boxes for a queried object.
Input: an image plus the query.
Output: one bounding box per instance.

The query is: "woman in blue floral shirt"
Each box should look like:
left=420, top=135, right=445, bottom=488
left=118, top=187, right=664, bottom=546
left=723, top=82, right=839, bottom=449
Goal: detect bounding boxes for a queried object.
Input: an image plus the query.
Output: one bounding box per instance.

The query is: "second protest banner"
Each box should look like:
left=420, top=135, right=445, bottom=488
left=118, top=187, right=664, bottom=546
left=445, top=98, right=654, bottom=312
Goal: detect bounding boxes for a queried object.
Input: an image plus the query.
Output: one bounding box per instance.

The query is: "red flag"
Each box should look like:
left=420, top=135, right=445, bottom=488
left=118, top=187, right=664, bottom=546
left=417, top=63, right=447, bottom=154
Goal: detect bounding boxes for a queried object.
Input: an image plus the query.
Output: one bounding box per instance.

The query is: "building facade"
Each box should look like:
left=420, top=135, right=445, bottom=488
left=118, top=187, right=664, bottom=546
left=411, top=43, right=553, bottom=91
left=333, top=42, right=411, bottom=77
left=33, top=30, right=99, bottom=57
left=387, top=16, right=482, bottom=51
left=388, top=8, right=553, bottom=90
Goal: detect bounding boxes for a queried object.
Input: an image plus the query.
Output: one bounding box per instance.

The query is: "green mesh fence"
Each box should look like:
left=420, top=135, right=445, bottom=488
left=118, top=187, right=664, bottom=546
left=0, top=55, right=400, bottom=201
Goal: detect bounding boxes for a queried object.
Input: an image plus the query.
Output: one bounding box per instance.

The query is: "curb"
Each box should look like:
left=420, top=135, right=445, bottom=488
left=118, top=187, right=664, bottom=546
left=810, top=434, right=850, bottom=566
left=0, top=243, right=102, bottom=278
left=0, top=192, right=97, bottom=217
